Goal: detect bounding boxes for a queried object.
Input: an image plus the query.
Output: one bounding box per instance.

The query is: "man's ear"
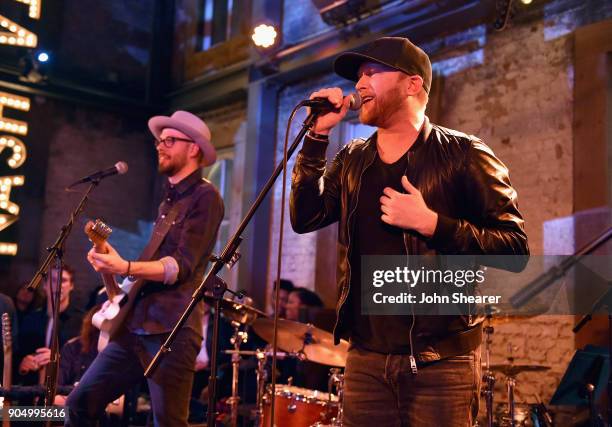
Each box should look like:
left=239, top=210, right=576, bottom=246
left=189, top=143, right=201, bottom=160
left=408, top=75, right=424, bottom=95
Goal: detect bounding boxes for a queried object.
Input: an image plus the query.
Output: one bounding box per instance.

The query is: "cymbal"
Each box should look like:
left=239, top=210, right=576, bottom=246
left=488, top=364, right=551, bottom=377
left=252, top=317, right=349, bottom=367
left=202, top=295, right=267, bottom=325
left=488, top=314, right=541, bottom=325
left=485, top=303, right=549, bottom=325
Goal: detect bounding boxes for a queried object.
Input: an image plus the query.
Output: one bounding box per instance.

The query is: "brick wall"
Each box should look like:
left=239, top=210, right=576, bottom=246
left=267, top=75, right=353, bottom=309
left=436, top=1, right=611, bottom=408
left=200, top=101, right=248, bottom=289
left=269, top=0, right=612, bottom=412
left=33, top=98, right=158, bottom=313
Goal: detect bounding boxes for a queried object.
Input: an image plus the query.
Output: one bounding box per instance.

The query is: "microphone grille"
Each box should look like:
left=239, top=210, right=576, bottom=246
left=349, top=92, right=362, bottom=111
left=115, top=161, right=129, bottom=175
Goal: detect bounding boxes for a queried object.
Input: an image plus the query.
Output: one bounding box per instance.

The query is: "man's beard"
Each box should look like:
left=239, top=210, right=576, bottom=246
left=359, top=89, right=405, bottom=128
left=158, top=153, right=186, bottom=176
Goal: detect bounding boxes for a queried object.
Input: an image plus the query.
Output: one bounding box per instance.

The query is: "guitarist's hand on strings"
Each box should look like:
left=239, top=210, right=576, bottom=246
left=19, top=354, right=40, bottom=374
left=88, top=242, right=129, bottom=275
left=18, top=347, right=50, bottom=374
left=34, top=347, right=51, bottom=366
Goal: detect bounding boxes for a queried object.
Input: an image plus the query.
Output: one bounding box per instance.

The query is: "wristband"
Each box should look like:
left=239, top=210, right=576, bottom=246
left=307, top=130, right=330, bottom=141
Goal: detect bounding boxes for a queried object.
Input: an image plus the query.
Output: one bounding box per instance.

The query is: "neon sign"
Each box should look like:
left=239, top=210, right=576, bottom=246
left=0, top=0, right=39, bottom=255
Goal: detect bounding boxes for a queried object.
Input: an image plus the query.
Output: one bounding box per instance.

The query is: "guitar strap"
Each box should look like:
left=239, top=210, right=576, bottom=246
left=136, top=201, right=183, bottom=262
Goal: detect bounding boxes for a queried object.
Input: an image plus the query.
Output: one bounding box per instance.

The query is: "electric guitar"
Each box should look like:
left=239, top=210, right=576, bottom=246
left=85, top=219, right=143, bottom=351
left=2, top=313, right=12, bottom=427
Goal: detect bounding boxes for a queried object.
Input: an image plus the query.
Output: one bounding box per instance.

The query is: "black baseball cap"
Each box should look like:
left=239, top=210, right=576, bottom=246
left=333, top=37, right=432, bottom=93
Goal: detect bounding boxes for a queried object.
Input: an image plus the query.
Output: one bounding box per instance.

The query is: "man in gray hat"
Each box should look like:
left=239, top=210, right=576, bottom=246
left=290, top=37, right=529, bottom=426
left=66, top=111, right=224, bottom=427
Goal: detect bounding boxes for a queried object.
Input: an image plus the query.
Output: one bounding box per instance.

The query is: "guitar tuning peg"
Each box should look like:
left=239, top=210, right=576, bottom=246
left=227, top=252, right=241, bottom=269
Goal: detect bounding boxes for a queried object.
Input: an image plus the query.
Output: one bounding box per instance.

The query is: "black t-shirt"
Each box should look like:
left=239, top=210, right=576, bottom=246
left=349, top=152, right=415, bottom=354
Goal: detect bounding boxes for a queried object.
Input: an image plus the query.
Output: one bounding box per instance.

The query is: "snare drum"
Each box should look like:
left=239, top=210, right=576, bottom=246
left=262, top=384, right=338, bottom=427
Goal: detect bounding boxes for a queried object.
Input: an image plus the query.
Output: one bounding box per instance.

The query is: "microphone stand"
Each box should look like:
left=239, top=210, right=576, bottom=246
left=510, top=227, right=611, bottom=308
left=144, top=106, right=321, bottom=427
left=573, top=284, right=612, bottom=425
left=26, top=179, right=101, bottom=415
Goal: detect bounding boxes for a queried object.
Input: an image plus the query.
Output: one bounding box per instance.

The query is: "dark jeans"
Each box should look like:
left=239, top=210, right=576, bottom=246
left=343, top=346, right=481, bottom=427
left=65, top=327, right=201, bottom=427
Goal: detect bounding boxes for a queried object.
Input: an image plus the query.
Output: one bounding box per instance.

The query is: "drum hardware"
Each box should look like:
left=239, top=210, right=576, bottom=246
left=252, top=318, right=349, bottom=367
left=325, top=368, right=345, bottom=427
left=247, top=347, right=300, bottom=427
left=482, top=311, right=496, bottom=427
left=227, top=321, right=249, bottom=427
left=489, top=358, right=550, bottom=427
left=211, top=310, right=349, bottom=426
left=506, top=376, right=516, bottom=427
left=480, top=305, right=551, bottom=427
left=202, top=293, right=266, bottom=427
left=202, top=294, right=267, bottom=326
left=255, top=348, right=268, bottom=427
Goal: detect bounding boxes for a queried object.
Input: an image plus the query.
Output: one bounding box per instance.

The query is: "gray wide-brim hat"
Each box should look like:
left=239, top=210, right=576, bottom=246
left=148, top=110, right=216, bottom=166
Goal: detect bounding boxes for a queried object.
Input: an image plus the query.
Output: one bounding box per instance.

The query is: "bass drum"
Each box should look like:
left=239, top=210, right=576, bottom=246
left=262, top=384, right=338, bottom=427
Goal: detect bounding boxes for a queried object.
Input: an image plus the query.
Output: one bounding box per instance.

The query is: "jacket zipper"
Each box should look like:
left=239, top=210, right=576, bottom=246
left=335, top=147, right=376, bottom=334
left=336, top=143, right=418, bottom=374
left=403, top=150, right=417, bottom=374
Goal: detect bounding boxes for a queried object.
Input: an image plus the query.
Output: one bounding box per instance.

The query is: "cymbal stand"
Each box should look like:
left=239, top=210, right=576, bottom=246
left=254, top=349, right=268, bottom=427
left=328, top=368, right=344, bottom=426
left=505, top=345, right=516, bottom=427
left=482, top=313, right=496, bottom=427
left=506, top=375, right=516, bottom=427
left=228, top=322, right=248, bottom=427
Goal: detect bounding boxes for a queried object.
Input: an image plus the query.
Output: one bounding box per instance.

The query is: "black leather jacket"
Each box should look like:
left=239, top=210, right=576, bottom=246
left=290, top=117, right=529, bottom=362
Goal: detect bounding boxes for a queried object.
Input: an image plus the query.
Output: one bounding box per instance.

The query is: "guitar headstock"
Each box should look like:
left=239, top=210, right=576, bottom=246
left=2, top=312, right=11, bottom=354
left=84, top=219, right=113, bottom=246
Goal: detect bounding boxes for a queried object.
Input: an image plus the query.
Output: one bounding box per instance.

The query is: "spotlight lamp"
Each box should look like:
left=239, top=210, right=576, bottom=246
left=37, top=51, right=49, bottom=62
left=251, top=24, right=278, bottom=49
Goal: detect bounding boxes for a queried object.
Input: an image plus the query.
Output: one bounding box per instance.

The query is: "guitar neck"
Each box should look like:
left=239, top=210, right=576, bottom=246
left=2, top=314, right=12, bottom=426
left=2, top=348, right=10, bottom=397
left=92, top=242, right=121, bottom=299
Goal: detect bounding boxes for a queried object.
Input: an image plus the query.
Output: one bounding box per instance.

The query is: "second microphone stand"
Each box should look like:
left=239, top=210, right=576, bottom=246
left=26, top=179, right=101, bottom=418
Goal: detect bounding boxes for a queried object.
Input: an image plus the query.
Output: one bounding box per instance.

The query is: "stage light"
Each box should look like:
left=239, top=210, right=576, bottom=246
left=0, top=243, right=18, bottom=256
left=520, top=0, right=533, bottom=4
left=252, top=24, right=278, bottom=49
left=37, top=51, right=49, bottom=62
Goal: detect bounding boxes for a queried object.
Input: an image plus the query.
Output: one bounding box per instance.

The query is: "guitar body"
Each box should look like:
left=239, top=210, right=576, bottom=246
left=85, top=219, right=146, bottom=352
left=92, top=279, right=145, bottom=352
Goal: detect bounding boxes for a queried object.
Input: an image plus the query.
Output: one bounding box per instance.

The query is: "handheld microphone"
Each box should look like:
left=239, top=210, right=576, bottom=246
left=302, top=92, right=362, bottom=112
left=68, top=161, right=128, bottom=188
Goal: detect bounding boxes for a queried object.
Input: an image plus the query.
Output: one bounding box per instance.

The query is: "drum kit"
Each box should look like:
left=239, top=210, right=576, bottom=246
left=478, top=306, right=554, bottom=427
left=203, top=295, right=346, bottom=427
left=205, top=296, right=554, bottom=427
